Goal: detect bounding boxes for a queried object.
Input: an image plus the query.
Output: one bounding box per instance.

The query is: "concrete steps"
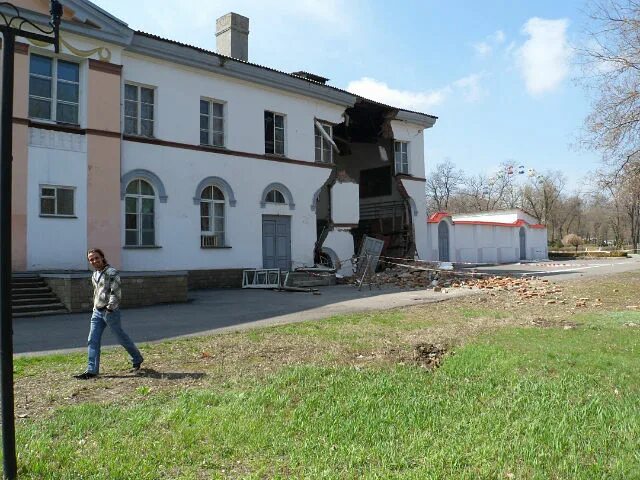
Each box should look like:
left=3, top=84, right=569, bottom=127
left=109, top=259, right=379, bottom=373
left=11, top=275, right=68, bottom=318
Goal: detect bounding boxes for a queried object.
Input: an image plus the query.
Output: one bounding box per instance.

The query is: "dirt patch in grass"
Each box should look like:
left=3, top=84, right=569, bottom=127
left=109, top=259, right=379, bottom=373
left=14, top=271, right=640, bottom=421
left=413, top=343, right=449, bottom=369
left=529, top=317, right=581, bottom=329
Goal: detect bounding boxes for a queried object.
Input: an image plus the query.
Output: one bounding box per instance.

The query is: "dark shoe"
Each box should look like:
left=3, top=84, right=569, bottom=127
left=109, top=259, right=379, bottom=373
left=74, top=371, right=97, bottom=380
left=131, top=359, right=143, bottom=372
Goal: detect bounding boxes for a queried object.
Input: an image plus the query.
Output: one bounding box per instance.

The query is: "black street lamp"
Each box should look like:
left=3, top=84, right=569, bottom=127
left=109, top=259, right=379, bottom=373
left=0, top=2, right=62, bottom=478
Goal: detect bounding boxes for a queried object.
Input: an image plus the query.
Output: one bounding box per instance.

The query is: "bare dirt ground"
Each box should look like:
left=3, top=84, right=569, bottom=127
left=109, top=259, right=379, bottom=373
left=13, top=270, right=640, bottom=422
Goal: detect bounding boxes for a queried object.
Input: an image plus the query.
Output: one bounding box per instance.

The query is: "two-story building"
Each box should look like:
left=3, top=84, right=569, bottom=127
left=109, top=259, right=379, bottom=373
left=3, top=0, right=437, bottom=287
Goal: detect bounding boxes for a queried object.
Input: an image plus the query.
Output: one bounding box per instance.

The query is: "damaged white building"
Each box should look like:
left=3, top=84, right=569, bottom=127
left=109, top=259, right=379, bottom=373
left=8, top=2, right=437, bottom=287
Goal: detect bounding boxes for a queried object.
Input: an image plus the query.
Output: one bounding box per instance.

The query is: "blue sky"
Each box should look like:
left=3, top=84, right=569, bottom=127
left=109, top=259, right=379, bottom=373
left=91, top=0, right=599, bottom=192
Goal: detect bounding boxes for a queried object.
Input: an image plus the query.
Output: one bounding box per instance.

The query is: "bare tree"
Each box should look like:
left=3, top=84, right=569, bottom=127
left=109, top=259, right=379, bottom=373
left=521, top=171, right=567, bottom=241
left=562, top=233, right=584, bottom=252
left=577, top=0, right=640, bottom=170
left=596, top=168, right=627, bottom=246
left=619, top=159, right=640, bottom=249
left=425, top=159, right=465, bottom=212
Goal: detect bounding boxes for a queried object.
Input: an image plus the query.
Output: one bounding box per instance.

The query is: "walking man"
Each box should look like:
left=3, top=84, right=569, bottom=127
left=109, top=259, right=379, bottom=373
left=74, top=248, right=144, bottom=379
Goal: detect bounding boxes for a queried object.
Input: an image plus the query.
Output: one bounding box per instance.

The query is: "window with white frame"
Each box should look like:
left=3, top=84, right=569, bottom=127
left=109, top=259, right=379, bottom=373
left=315, top=122, right=333, bottom=163
left=200, top=186, right=225, bottom=247
left=200, top=99, right=225, bottom=147
left=125, top=179, right=155, bottom=246
left=124, top=84, right=154, bottom=137
left=264, top=111, right=285, bottom=155
left=29, top=54, right=80, bottom=124
left=394, top=141, right=409, bottom=174
left=40, top=186, right=74, bottom=217
left=265, top=189, right=286, bottom=204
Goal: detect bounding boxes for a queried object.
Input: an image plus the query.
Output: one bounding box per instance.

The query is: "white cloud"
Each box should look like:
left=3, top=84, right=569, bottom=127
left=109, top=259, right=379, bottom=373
left=473, top=30, right=506, bottom=57
left=346, top=73, right=486, bottom=111
left=346, top=77, right=450, bottom=111
left=517, top=17, right=571, bottom=95
left=453, top=74, right=486, bottom=102
left=492, top=30, right=506, bottom=44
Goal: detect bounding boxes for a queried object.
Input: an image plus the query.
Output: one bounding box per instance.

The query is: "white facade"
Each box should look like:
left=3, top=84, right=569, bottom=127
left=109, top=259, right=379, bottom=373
left=425, top=210, right=548, bottom=264
left=121, top=54, right=347, bottom=158
left=121, top=142, right=331, bottom=271
left=27, top=131, right=88, bottom=270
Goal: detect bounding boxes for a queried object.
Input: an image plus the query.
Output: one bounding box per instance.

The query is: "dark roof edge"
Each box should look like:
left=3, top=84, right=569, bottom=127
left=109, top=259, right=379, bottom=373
left=129, top=32, right=357, bottom=108
left=130, top=32, right=437, bottom=125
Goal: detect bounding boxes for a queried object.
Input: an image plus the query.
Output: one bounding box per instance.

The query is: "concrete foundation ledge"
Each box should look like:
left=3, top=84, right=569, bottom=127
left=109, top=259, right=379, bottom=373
left=37, top=271, right=189, bottom=313
left=188, top=268, right=247, bottom=289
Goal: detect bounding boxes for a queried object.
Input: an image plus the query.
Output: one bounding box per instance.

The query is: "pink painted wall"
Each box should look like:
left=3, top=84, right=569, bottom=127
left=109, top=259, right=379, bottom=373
left=11, top=47, right=29, bottom=270
left=86, top=65, right=122, bottom=268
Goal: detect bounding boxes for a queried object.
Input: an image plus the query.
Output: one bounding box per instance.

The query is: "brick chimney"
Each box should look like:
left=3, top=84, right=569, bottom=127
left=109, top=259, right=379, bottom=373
left=216, top=13, right=249, bottom=61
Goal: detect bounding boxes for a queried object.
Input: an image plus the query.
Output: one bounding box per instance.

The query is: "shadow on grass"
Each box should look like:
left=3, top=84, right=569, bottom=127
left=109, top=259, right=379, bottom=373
left=101, top=368, right=206, bottom=380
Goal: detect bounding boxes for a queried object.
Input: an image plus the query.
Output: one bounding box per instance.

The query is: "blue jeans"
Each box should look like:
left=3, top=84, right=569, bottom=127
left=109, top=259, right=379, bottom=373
left=87, top=308, right=143, bottom=374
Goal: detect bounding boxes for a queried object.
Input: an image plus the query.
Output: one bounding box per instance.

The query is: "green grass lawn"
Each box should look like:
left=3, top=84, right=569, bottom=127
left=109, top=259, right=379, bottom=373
left=6, top=274, right=640, bottom=479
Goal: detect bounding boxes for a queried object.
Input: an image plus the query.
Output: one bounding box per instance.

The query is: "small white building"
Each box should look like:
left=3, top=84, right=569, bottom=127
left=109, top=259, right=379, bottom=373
left=425, top=210, right=548, bottom=264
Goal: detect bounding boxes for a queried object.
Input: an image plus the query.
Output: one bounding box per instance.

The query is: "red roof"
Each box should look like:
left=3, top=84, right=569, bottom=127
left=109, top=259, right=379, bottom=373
left=427, top=213, right=545, bottom=229
left=453, top=219, right=546, bottom=229
left=427, top=212, right=450, bottom=223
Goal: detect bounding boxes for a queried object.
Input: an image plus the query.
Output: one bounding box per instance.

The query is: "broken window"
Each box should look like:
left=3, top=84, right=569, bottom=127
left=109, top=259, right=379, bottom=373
left=394, top=141, right=409, bottom=174
left=315, top=122, right=333, bottom=163
left=359, top=166, right=392, bottom=198
left=264, top=111, right=285, bottom=155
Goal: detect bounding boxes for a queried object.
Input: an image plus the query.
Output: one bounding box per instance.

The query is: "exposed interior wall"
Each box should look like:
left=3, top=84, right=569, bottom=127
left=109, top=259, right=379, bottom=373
left=331, top=181, right=359, bottom=224
left=400, top=178, right=428, bottom=259
left=313, top=102, right=432, bottom=264
left=323, top=229, right=355, bottom=276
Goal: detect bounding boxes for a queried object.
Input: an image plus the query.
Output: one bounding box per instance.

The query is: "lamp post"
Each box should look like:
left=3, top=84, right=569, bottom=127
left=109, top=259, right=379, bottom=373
left=0, top=2, right=62, bottom=478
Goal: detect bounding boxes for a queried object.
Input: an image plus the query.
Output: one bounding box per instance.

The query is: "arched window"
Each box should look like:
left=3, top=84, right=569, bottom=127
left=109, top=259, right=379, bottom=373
left=200, top=185, right=225, bottom=247
left=125, top=179, right=155, bottom=246
left=265, top=189, right=286, bottom=204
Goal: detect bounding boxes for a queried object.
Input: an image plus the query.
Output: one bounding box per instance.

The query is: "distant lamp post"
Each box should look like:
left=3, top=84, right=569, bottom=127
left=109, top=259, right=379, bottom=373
left=0, top=2, right=62, bottom=479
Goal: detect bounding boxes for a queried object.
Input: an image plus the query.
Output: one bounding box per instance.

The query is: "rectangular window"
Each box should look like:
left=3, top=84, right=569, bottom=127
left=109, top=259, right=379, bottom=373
left=40, top=186, right=75, bottom=216
left=124, top=83, right=155, bottom=137
left=200, top=201, right=225, bottom=247
left=200, top=99, right=225, bottom=147
left=394, top=141, right=409, bottom=174
left=125, top=194, right=155, bottom=246
left=29, top=54, right=80, bottom=124
left=264, top=111, right=285, bottom=155
left=315, top=122, right=333, bottom=163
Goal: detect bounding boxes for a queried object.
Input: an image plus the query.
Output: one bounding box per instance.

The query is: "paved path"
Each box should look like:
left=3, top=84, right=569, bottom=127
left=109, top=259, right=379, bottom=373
left=464, top=255, right=640, bottom=281
left=15, top=256, right=640, bottom=356
left=15, top=285, right=473, bottom=356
